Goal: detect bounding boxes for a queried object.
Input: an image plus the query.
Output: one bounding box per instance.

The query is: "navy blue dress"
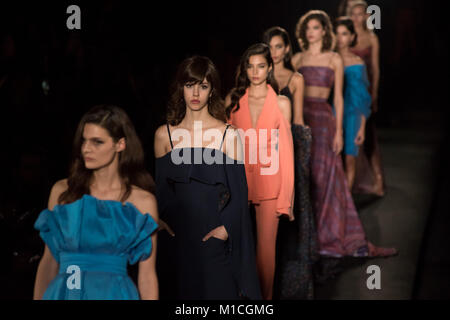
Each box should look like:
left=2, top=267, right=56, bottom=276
left=155, top=124, right=261, bottom=300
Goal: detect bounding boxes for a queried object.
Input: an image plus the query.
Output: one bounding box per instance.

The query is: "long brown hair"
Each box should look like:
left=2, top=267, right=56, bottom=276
left=262, top=26, right=295, bottom=72
left=295, top=10, right=336, bottom=52
left=58, top=105, right=155, bottom=204
left=166, top=55, right=226, bottom=125
left=226, top=43, right=279, bottom=117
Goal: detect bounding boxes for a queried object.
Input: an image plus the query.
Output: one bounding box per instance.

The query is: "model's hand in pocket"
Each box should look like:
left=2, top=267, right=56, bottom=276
left=202, top=225, right=228, bottom=241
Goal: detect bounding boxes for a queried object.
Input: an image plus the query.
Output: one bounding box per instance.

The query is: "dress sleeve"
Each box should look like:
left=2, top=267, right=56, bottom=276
left=127, top=207, right=159, bottom=265
left=155, top=160, right=170, bottom=219
left=276, top=113, right=295, bottom=220
left=34, top=208, right=62, bottom=263
left=221, top=161, right=262, bottom=300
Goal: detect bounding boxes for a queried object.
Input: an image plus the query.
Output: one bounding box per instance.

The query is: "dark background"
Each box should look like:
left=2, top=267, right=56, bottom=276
left=0, top=0, right=448, bottom=299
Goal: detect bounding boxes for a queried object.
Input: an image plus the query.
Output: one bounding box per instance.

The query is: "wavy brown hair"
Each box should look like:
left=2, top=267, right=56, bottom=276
left=295, top=10, right=336, bottom=52
left=226, top=43, right=279, bottom=117
left=166, top=55, right=226, bottom=125
left=58, top=105, right=155, bottom=204
left=262, top=26, right=295, bottom=72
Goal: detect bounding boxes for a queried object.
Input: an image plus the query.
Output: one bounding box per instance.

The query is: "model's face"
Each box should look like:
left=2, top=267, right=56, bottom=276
left=336, top=25, right=354, bottom=49
left=346, top=0, right=359, bottom=13
left=247, top=54, right=271, bottom=86
left=305, top=19, right=326, bottom=45
left=350, top=5, right=367, bottom=28
left=269, top=35, right=289, bottom=65
left=81, top=123, right=124, bottom=170
left=183, top=79, right=211, bottom=111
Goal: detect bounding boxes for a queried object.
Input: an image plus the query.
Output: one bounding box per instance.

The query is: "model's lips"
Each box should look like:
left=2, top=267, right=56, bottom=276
left=190, top=99, right=200, bottom=104
left=252, top=77, right=259, bottom=81
left=84, top=157, right=94, bottom=161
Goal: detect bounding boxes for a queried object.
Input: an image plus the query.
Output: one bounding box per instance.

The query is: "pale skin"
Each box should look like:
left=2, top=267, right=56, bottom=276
left=33, top=124, right=159, bottom=300
left=268, top=35, right=305, bottom=126
left=292, top=18, right=345, bottom=155
left=225, top=54, right=292, bottom=215
left=351, top=4, right=380, bottom=112
left=154, top=78, right=244, bottom=241
left=336, top=24, right=367, bottom=189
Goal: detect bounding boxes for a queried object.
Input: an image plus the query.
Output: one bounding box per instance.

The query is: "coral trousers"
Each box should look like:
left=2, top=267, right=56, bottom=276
left=253, top=198, right=279, bottom=300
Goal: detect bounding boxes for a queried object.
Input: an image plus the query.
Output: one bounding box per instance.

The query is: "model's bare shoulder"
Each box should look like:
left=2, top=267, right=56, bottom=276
left=154, top=124, right=170, bottom=158
left=129, top=186, right=158, bottom=220
left=223, top=126, right=243, bottom=161
left=48, top=179, right=68, bottom=210
left=291, top=52, right=302, bottom=69
left=155, top=124, right=169, bottom=143
left=277, top=95, right=291, bottom=123
left=291, top=72, right=304, bottom=86
left=277, top=95, right=291, bottom=110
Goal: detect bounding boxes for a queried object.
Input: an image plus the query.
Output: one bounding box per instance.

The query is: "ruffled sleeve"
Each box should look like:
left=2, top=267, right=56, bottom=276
left=125, top=203, right=159, bottom=265
left=34, top=208, right=63, bottom=263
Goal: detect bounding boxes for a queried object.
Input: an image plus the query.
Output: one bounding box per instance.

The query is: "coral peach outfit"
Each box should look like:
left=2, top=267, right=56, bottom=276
left=229, top=85, right=294, bottom=218
left=229, top=85, right=294, bottom=300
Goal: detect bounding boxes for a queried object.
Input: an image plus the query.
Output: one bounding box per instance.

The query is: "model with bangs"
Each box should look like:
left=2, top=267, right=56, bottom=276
left=154, top=56, right=261, bottom=300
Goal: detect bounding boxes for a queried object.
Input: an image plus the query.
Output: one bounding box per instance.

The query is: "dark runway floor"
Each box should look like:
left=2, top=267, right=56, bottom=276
left=315, top=109, right=449, bottom=299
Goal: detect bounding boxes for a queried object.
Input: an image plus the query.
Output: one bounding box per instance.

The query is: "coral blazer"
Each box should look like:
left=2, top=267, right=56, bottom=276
left=229, top=85, right=295, bottom=220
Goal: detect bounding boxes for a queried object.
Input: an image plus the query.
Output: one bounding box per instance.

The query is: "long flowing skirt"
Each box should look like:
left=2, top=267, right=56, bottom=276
left=303, top=97, right=369, bottom=258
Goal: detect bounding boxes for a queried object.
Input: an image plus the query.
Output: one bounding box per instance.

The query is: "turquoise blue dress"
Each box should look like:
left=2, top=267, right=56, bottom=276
left=343, top=64, right=372, bottom=156
left=34, top=194, right=158, bottom=300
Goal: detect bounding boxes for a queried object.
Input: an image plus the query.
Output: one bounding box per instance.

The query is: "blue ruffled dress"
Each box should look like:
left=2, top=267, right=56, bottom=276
left=343, top=64, right=372, bottom=156
left=34, top=194, right=158, bottom=300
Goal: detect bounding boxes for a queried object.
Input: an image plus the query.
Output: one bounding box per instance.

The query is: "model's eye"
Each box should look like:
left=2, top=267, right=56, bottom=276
left=185, top=83, right=192, bottom=88
left=201, top=84, right=209, bottom=90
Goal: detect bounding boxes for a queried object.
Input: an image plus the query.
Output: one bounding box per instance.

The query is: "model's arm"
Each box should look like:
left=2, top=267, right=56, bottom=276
left=370, top=32, right=380, bottom=112
left=355, top=115, right=366, bottom=146
left=291, top=52, right=302, bottom=71
left=277, top=95, right=292, bottom=124
left=154, top=125, right=169, bottom=158
left=136, top=193, right=159, bottom=300
left=332, top=53, right=345, bottom=155
left=153, top=125, right=175, bottom=236
left=291, top=73, right=305, bottom=125
left=33, top=180, right=66, bottom=299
